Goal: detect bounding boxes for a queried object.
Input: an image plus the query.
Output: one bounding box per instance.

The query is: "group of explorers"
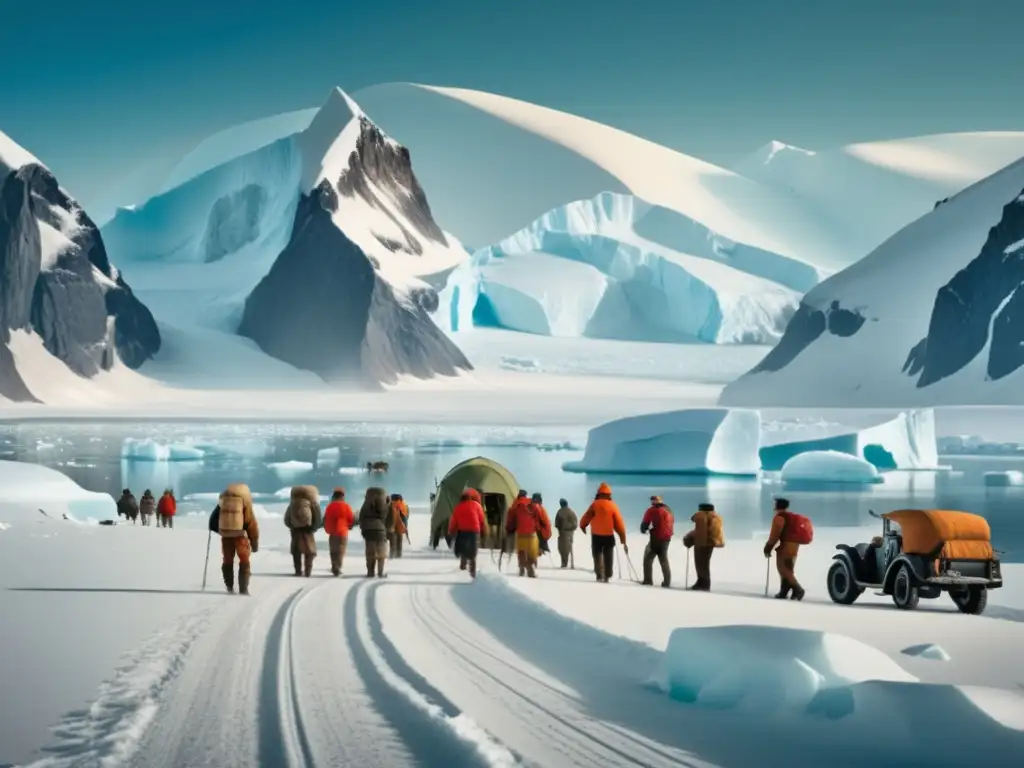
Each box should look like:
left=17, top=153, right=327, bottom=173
left=447, top=484, right=812, bottom=600
left=115, top=488, right=177, bottom=528
left=205, top=483, right=409, bottom=595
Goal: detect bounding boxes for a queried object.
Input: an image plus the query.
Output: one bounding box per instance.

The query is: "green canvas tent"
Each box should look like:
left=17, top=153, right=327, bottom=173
left=430, top=456, right=520, bottom=551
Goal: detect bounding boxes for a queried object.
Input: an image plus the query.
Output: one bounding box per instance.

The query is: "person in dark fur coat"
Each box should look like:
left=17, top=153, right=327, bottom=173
left=359, top=487, right=393, bottom=578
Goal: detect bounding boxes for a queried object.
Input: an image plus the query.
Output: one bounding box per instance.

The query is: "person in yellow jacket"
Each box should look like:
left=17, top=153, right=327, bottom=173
left=682, top=502, right=724, bottom=591
left=579, top=482, right=627, bottom=583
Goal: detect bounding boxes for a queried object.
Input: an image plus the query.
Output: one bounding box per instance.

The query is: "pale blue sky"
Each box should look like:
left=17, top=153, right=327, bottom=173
left=2, top=0, right=1022, bottom=219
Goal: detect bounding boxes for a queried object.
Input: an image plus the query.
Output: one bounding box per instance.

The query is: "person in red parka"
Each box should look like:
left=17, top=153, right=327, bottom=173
left=448, top=489, right=486, bottom=578
left=505, top=489, right=552, bottom=578
left=640, top=495, right=674, bottom=587
left=323, top=487, right=355, bottom=576
left=158, top=489, right=176, bottom=529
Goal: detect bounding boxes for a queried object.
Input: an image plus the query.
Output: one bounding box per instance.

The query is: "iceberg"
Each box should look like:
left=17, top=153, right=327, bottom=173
left=0, top=460, right=115, bottom=522
left=443, top=192, right=814, bottom=345
left=760, top=409, right=938, bottom=471
left=121, top=438, right=205, bottom=462
left=781, top=451, right=882, bottom=484
left=983, top=470, right=1024, bottom=487
left=563, top=408, right=762, bottom=476
left=268, top=461, right=313, bottom=481
left=316, top=447, right=341, bottom=465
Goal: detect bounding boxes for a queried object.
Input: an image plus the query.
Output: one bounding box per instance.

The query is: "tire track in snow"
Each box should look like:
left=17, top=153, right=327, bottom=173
left=258, top=585, right=318, bottom=768
left=410, top=584, right=695, bottom=768
left=342, top=580, right=518, bottom=768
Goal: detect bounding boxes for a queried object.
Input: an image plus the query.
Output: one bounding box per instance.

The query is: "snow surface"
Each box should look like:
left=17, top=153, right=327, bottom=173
left=564, top=407, right=762, bottom=476
left=0, top=460, right=115, bottom=521
left=902, top=643, right=952, bottom=662
left=443, top=192, right=809, bottom=344
left=721, top=156, right=1024, bottom=408
left=760, top=409, right=939, bottom=471
left=734, top=132, right=1024, bottom=257
left=984, top=470, right=1024, bottom=488
left=0, top=128, right=42, bottom=177
left=659, top=625, right=914, bottom=712
left=3, top=506, right=1023, bottom=768
left=121, top=438, right=205, bottom=462
left=780, top=450, right=882, bottom=484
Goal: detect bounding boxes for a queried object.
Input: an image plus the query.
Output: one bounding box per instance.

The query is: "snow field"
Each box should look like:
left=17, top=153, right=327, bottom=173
left=3, top=500, right=1023, bottom=767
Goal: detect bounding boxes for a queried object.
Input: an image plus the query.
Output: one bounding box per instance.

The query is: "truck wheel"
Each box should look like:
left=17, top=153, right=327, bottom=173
left=827, top=560, right=863, bottom=604
left=892, top=564, right=920, bottom=610
left=951, top=586, right=988, bottom=615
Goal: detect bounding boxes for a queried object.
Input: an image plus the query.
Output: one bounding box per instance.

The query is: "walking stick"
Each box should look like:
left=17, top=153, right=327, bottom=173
left=570, top=546, right=575, bottom=570
left=764, top=555, right=771, bottom=597
left=201, top=529, right=212, bottom=591
left=684, top=547, right=690, bottom=589
left=616, top=547, right=623, bottom=580
left=626, top=552, right=640, bottom=583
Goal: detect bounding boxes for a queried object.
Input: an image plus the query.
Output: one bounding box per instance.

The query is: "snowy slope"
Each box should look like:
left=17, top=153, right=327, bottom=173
left=353, top=83, right=851, bottom=269
left=103, top=88, right=471, bottom=387
left=0, top=130, right=161, bottom=402
left=444, top=192, right=815, bottom=344
left=720, top=156, right=1024, bottom=407
left=735, top=132, right=1024, bottom=257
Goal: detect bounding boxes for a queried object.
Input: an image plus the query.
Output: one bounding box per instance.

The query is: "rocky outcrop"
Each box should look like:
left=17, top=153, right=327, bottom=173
left=237, top=182, right=471, bottom=387
left=336, top=117, right=448, bottom=256
left=750, top=300, right=866, bottom=374
left=904, top=189, right=1024, bottom=387
left=0, top=157, right=160, bottom=400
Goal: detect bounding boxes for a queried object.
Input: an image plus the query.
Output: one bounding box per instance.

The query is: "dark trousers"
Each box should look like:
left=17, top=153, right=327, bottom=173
left=591, top=534, right=615, bottom=581
left=643, top=538, right=671, bottom=586
left=389, top=532, right=404, bottom=558
left=692, top=545, right=714, bottom=590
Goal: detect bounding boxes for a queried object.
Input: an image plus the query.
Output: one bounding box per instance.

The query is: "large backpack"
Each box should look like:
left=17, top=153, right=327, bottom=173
left=288, top=498, right=313, bottom=529
left=220, top=495, right=245, bottom=536
left=780, top=511, right=814, bottom=545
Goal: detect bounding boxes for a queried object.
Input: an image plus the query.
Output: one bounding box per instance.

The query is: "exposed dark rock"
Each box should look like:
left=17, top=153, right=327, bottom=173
left=0, top=158, right=161, bottom=399
left=335, top=117, right=448, bottom=256
left=934, top=197, right=950, bottom=210
left=908, top=189, right=1024, bottom=387
left=238, top=190, right=471, bottom=388
left=202, top=183, right=268, bottom=263
left=751, top=300, right=866, bottom=373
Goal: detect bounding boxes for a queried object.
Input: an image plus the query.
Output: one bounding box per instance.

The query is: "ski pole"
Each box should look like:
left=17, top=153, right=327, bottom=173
left=764, top=555, right=771, bottom=597
left=626, top=552, right=640, bottom=582
left=684, top=547, right=690, bottom=589
left=201, top=529, right=212, bottom=591
left=570, top=546, right=575, bottom=570
left=616, top=547, right=623, bottom=580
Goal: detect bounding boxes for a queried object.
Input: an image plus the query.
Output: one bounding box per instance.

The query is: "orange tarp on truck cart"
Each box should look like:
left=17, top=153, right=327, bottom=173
left=884, top=509, right=992, bottom=558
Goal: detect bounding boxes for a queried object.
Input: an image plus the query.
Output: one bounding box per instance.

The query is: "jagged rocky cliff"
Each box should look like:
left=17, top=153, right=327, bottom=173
left=0, top=135, right=160, bottom=401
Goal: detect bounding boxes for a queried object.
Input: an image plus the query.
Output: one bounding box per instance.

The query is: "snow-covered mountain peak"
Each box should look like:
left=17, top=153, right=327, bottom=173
left=298, top=87, right=363, bottom=192
left=0, top=129, right=44, bottom=177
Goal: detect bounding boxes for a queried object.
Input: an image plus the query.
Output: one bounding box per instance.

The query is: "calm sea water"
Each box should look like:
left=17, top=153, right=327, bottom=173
left=3, top=422, right=1024, bottom=562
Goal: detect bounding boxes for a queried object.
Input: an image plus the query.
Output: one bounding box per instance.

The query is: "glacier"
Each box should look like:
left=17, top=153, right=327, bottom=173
left=0, top=460, right=115, bottom=522
left=442, top=192, right=820, bottom=345
left=563, top=407, right=762, bottom=476
left=759, top=409, right=938, bottom=471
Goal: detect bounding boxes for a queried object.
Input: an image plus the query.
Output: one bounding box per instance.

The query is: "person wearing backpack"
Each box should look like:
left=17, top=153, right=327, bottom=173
left=138, top=490, right=154, bottom=525
left=683, top=502, right=725, bottom=591
left=553, top=498, right=578, bottom=568
left=323, top=488, right=354, bottom=576
left=359, top=487, right=392, bottom=578
left=763, top=497, right=812, bottom=601
left=448, top=489, right=485, bottom=578
left=389, top=494, right=409, bottom=558
left=284, top=485, right=322, bottom=577
left=505, top=489, right=552, bottom=578
left=640, top=495, right=674, bottom=587
left=117, top=489, right=140, bottom=524
left=209, top=483, right=260, bottom=595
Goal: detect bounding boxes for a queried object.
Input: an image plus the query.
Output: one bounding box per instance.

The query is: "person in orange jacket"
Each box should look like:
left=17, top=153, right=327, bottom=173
left=505, top=489, right=552, bottom=578
left=389, top=494, right=409, bottom=558
left=580, top=482, right=627, bottom=583
left=531, top=492, right=552, bottom=556
left=157, top=489, right=176, bottom=529
left=323, top=488, right=355, bottom=576
left=448, top=489, right=486, bottom=578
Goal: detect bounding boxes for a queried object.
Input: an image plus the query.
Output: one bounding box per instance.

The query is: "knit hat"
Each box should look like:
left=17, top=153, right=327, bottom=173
left=531, top=492, right=543, bottom=503
left=559, top=498, right=568, bottom=507
left=332, top=487, right=345, bottom=499
left=698, top=502, right=714, bottom=512
left=650, top=495, right=663, bottom=504
left=597, top=482, right=612, bottom=495
left=518, top=489, right=528, bottom=498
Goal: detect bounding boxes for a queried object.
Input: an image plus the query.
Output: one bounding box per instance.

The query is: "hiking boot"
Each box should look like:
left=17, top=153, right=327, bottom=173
left=641, top=579, right=654, bottom=586
left=661, top=582, right=671, bottom=589
left=790, top=587, right=806, bottom=602
left=376, top=558, right=386, bottom=578
left=469, top=560, right=477, bottom=578
left=459, top=559, right=467, bottom=571
left=238, top=565, right=250, bottom=596
left=331, top=567, right=340, bottom=577
left=303, top=556, right=313, bottom=578
left=222, top=563, right=234, bottom=593
left=293, top=554, right=302, bottom=576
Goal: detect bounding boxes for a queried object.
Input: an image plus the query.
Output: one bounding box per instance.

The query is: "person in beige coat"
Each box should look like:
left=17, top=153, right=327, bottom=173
left=682, top=502, right=725, bottom=591
left=359, top=487, right=393, bottom=578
